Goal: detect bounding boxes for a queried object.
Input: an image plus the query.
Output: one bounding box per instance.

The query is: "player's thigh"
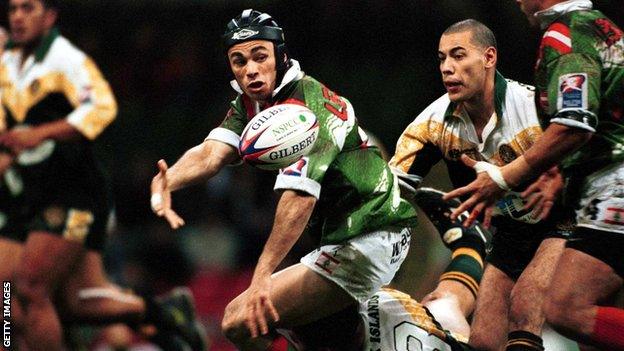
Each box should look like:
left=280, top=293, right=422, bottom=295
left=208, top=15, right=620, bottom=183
left=509, top=238, right=565, bottom=321
left=15, top=231, right=85, bottom=293
left=470, top=264, right=514, bottom=348
left=225, top=263, right=355, bottom=329
left=0, top=238, right=23, bottom=281
left=548, top=247, right=622, bottom=308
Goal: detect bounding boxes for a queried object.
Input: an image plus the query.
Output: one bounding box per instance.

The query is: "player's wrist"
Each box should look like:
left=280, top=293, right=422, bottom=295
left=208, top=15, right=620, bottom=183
left=501, top=155, right=532, bottom=188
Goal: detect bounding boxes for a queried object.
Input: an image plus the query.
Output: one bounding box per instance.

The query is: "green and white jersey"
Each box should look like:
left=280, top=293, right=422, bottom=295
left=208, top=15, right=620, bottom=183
left=206, top=60, right=417, bottom=245
left=534, top=0, right=624, bottom=175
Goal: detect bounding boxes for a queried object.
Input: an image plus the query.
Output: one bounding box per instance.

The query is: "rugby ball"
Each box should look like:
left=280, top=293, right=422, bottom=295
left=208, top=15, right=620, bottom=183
left=239, top=104, right=319, bottom=170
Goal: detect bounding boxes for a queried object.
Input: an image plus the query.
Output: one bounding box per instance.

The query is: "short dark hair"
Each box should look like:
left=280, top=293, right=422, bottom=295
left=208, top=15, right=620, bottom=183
left=40, top=0, right=59, bottom=10
left=443, top=19, right=497, bottom=49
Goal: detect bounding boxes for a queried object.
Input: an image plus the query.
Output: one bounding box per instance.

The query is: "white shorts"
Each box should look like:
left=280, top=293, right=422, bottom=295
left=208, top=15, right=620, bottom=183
left=576, top=161, right=624, bottom=234
left=300, top=227, right=411, bottom=303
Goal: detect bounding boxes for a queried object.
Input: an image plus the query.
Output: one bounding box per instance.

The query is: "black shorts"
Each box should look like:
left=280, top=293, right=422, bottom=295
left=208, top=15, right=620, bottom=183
left=0, top=148, right=110, bottom=252
left=567, top=226, right=624, bottom=278
left=487, top=212, right=574, bottom=280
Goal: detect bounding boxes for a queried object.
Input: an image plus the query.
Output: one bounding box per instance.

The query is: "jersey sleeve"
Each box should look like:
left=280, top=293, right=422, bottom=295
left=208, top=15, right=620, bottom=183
left=204, top=98, right=247, bottom=151
left=63, top=56, right=117, bottom=140
left=274, top=92, right=357, bottom=199
left=389, top=108, right=443, bottom=184
left=545, top=52, right=601, bottom=132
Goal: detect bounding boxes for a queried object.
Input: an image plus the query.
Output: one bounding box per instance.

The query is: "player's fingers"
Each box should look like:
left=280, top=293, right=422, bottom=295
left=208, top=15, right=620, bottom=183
left=443, top=185, right=470, bottom=202
left=460, top=154, right=478, bottom=168
left=150, top=193, right=163, bottom=213
left=539, top=200, right=554, bottom=220
left=464, top=202, right=485, bottom=227
left=164, top=210, right=185, bottom=229
left=157, top=159, right=168, bottom=174
left=265, top=298, right=280, bottom=324
left=245, top=304, right=258, bottom=338
left=520, top=182, right=540, bottom=199
left=449, top=195, right=477, bottom=221
left=255, top=299, right=269, bottom=336
left=483, top=205, right=494, bottom=228
left=522, top=193, right=541, bottom=211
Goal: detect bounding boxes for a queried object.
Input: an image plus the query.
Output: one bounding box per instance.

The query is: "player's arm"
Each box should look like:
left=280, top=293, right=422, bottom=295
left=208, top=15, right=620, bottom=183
left=150, top=139, right=238, bottom=229
left=245, top=189, right=316, bottom=337
left=446, top=53, right=599, bottom=224
left=0, top=56, right=117, bottom=153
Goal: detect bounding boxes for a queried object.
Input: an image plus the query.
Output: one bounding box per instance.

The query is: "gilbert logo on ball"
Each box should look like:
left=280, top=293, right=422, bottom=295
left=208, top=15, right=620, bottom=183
left=240, top=104, right=319, bottom=170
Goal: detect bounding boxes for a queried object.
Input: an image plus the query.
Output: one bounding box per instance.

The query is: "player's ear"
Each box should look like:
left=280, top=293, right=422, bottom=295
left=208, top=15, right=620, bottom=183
left=483, top=46, right=497, bottom=69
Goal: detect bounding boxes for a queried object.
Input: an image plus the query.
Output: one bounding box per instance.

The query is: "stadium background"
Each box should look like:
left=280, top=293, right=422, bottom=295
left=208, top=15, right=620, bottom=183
left=1, top=1, right=623, bottom=349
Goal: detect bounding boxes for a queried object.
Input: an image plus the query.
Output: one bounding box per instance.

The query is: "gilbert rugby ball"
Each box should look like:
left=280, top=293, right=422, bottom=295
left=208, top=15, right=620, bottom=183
left=239, top=104, right=319, bottom=170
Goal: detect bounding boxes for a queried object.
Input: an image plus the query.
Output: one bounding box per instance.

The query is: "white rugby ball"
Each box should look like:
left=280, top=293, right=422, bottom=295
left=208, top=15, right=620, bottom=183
left=239, top=103, right=319, bottom=170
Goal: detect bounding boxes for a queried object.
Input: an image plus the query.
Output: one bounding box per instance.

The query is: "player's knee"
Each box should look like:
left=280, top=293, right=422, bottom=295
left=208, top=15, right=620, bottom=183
left=221, top=302, right=247, bottom=343
left=469, top=331, right=498, bottom=351
left=543, top=292, right=571, bottom=329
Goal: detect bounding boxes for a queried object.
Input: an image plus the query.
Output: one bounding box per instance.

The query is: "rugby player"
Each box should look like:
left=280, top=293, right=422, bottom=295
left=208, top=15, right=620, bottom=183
left=150, top=9, right=418, bottom=351
left=446, top=1, right=624, bottom=349
left=0, top=1, right=205, bottom=349
left=390, top=19, right=572, bottom=351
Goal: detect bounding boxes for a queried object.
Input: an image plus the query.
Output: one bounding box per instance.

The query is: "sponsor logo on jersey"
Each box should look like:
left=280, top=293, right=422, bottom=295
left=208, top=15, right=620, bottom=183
left=448, top=148, right=478, bottom=161
left=557, top=73, right=588, bottom=110
left=499, top=144, right=518, bottom=164
left=231, top=29, right=259, bottom=40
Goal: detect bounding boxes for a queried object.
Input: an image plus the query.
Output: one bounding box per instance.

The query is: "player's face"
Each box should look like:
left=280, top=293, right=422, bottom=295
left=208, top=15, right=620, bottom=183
left=438, top=31, right=491, bottom=103
left=228, top=40, right=277, bottom=103
left=8, top=0, right=56, bottom=46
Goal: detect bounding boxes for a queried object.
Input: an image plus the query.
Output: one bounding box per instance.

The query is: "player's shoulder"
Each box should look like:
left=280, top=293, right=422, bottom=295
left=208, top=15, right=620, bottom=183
left=45, top=35, right=88, bottom=71
left=503, top=78, right=536, bottom=101
left=411, top=93, right=450, bottom=124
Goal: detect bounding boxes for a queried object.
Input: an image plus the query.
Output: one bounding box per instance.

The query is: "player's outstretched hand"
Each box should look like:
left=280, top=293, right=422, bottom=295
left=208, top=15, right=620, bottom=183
left=443, top=154, right=507, bottom=227
left=521, top=166, right=562, bottom=221
left=151, top=159, right=185, bottom=229
left=245, top=274, right=279, bottom=338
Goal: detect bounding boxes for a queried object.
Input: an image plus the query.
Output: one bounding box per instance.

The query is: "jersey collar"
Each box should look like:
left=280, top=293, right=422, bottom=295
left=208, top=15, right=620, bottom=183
left=5, top=27, right=60, bottom=62
left=229, top=59, right=304, bottom=96
left=444, top=70, right=507, bottom=121
left=534, top=0, right=593, bottom=29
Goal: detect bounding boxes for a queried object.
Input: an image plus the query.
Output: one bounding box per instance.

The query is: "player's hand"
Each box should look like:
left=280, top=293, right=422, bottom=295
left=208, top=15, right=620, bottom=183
left=520, top=166, right=562, bottom=220
left=443, top=154, right=507, bottom=227
left=0, top=127, right=46, bottom=154
left=150, top=159, right=185, bottom=229
left=245, top=273, right=279, bottom=338
left=0, top=153, right=14, bottom=175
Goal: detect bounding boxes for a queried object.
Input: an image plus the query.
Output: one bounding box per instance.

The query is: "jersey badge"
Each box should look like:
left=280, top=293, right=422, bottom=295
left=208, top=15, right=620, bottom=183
left=314, top=251, right=341, bottom=274
left=557, top=73, right=588, bottom=110
left=499, top=144, right=517, bottom=164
